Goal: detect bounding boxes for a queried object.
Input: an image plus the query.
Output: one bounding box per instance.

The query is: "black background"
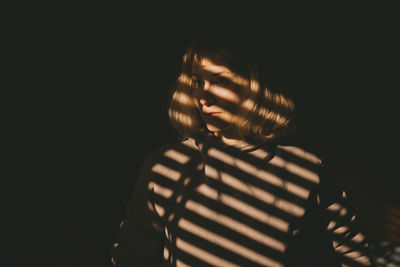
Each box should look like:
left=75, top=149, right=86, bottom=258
left=5, top=1, right=399, bottom=266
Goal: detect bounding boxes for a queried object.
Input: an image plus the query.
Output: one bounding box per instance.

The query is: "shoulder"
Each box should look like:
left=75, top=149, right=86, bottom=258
left=271, top=144, right=323, bottom=185
left=141, top=138, right=201, bottom=173
left=138, top=139, right=203, bottom=215
left=275, top=145, right=322, bottom=165
left=273, top=145, right=343, bottom=205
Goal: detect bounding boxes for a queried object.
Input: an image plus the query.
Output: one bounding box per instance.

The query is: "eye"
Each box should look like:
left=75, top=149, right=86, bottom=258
left=215, top=77, right=232, bottom=87
left=192, top=77, right=204, bottom=88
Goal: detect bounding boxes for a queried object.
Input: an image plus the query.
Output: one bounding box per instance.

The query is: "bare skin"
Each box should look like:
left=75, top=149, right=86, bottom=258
left=192, top=58, right=250, bottom=146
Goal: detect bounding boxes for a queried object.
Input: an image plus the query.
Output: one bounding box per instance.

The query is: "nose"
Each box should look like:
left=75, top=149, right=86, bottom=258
left=203, top=80, right=211, bottom=91
left=199, top=80, right=216, bottom=106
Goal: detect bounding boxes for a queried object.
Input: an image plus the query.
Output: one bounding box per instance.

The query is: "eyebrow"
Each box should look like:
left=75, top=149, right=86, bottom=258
left=192, top=72, right=231, bottom=77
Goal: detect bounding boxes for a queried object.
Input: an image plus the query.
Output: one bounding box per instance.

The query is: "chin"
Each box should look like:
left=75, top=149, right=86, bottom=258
left=205, top=124, right=222, bottom=133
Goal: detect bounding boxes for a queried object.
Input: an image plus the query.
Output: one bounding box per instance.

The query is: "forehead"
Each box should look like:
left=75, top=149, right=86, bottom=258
left=192, top=58, right=250, bottom=88
left=192, top=58, right=233, bottom=76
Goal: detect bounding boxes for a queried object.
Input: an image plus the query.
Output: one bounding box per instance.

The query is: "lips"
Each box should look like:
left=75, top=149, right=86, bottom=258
left=203, top=112, right=222, bottom=117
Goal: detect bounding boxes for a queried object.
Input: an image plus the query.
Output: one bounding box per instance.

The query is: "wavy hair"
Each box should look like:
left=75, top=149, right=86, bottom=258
left=168, top=30, right=295, bottom=142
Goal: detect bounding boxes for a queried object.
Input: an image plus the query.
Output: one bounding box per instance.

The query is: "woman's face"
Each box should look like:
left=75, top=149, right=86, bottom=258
left=192, top=58, right=250, bottom=136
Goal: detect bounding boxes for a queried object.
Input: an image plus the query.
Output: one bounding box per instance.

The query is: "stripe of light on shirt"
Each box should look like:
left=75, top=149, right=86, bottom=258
left=332, top=225, right=350, bottom=234
left=327, top=220, right=367, bottom=247
left=331, top=228, right=367, bottom=248
left=233, top=156, right=310, bottom=199
left=176, top=238, right=240, bottom=267
left=147, top=180, right=188, bottom=220
left=326, top=202, right=344, bottom=212
left=279, top=146, right=321, bottom=165
left=146, top=199, right=166, bottom=219
left=332, top=241, right=371, bottom=266
left=205, top=165, right=305, bottom=217
left=154, top=203, right=165, bottom=217
left=196, top=183, right=289, bottom=232
left=178, top=218, right=284, bottom=267
left=164, top=245, right=193, bottom=267
left=205, top=138, right=317, bottom=187
left=151, top=163, right=181, bottom=181
left=326, top=209, right=366, bottom=240
left=351, top=233, right=366, bottom=243
left=176, top=259, right=191, bottom=267
left=163, top=149, right=191, bottom=164
left=181, top=138, right=201, bottom=151
left=326, top=202, right=351, bottom=219
left=207, top=148, right=310, bottom=200
left=270, top=156, right=319, bottom=184
left=253, top=167, right=310, bottom=200
left=163, top=246, right=170, bottom=261
left=148, top=181, right=174, bottom=199
left=326, top=208, right=368, bottom=251
left=185, top=200, right=286, bottom=252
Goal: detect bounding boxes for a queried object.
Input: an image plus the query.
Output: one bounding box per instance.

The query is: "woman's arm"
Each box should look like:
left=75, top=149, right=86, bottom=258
left=318, top=162, right=375, bottom=267
left=110, top=157, right=165, bottom=267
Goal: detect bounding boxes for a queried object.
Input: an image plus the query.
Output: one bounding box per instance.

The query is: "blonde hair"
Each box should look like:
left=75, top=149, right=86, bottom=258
left=168, top=31, right=295, bottom=141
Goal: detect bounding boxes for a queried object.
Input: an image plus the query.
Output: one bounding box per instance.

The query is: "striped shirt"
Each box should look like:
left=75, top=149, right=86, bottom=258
left=111, top=134, right=373, bottom=266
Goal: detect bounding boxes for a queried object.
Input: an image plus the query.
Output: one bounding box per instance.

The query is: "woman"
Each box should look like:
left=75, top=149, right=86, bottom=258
left=111, top=30, right=374, bottom=266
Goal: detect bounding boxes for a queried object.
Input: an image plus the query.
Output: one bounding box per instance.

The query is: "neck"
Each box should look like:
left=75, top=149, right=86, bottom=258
left=214, top=132, right=242, bottom=146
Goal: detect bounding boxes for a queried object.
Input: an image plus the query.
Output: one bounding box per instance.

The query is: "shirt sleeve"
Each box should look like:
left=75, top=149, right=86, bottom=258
left=317, top=160, right=375, bottom=267
left=110, top=157, right=165, bottom=267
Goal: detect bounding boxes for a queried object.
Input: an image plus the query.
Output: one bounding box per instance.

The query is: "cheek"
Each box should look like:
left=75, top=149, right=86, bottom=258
left=213, top=87, right=240, bottom=104
left=217, top=87, right=249, bottom=113
left=235, top=86, right=252, bottom=111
